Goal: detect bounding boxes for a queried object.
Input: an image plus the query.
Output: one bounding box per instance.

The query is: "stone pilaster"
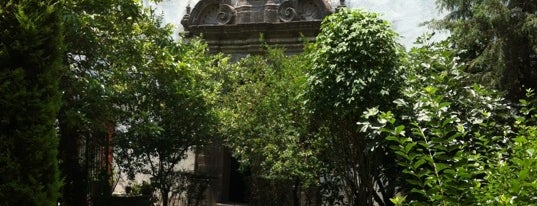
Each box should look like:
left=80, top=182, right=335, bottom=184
left=236, top=0, right=252, bottom=24
left=264, top=0, right=279, bottom=23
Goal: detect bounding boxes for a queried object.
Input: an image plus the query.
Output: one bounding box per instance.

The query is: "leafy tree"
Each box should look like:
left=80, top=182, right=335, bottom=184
left=434, top=0, right=537, bottom=100
left=113, top=38, right=222, bottom=206
left=305, top=8, right=404, bottom=205
left=219, top=48, right=318, bottom=205
left=0, top=0, right=63, bottom=205
left=361, top=37, right=516, bottom=205
left=58, top=0, right=177, bottom=205
left=58, top=0, right=145, bottom=204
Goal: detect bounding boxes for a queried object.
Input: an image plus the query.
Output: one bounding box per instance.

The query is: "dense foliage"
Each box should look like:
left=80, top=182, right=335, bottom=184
left=221, top=8, right=537, bottom=205
left=362, top=37, right=537, bottom=205
left=59, top=0, right=220, bottom=205
left=306, top=8, right=403, bottom=205
left=219, top=48, right=317, bottom=205
left=361, top=37, right=511, bottom=205
left=434, top=0, right=537, bottom=100
left=114, top=38, right=223, bottom=206
left=2, top=1, right=537, bottom=205
left=0, top=0, right=63, bottom=205
left=58, top=0, right=171, bottom=204
left=473, top=96, right=537, bottom=205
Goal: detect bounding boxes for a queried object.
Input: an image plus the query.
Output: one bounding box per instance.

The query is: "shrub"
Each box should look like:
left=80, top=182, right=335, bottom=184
left=360, top=36, right=537, bottom=205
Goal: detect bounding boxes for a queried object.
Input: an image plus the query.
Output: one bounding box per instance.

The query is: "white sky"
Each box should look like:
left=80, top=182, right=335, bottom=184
left=149, top=0, right=447, bottom=48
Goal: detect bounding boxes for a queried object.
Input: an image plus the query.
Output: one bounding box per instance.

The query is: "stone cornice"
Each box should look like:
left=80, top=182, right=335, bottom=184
left=181, top=0, right=332, bottom=55
left=187, top=20, right=321, bottom=55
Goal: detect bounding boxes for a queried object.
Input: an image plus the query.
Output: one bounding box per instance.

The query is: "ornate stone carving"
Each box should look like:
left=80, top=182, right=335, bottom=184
left=235, top=0, right=252, bottom=24
left=297, top=0, right=320, bottom=20
left=199, top=4, right=220, bottom=25
left=264, top=0, right=279, bottom=23
left=181, top=5, right=191, bottom=31
left=217, top=4, right=235, bottom=25
left=183, top=0, right=331, bottom=26
left=278, top=1, right=297, bottom=22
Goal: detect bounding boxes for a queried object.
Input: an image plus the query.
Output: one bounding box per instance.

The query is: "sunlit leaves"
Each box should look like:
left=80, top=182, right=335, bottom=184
left=363, top=37, right=526, bottom=205
left=307, top=8, right=403, bottom=116
left=113, top=38, right=223, bottom=206
left=306, top=8, right=403, bottom=205
left=472, top=91, right=537, bottom=205
left=218, top=48, right=318, bottom=184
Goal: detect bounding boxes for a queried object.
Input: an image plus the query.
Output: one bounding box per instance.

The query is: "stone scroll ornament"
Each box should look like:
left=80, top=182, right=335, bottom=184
left=217, top=4, right=235, bottom=25
left=278, top=0, right=297, bottom=22
left=298, top=1, right=320, bottom=20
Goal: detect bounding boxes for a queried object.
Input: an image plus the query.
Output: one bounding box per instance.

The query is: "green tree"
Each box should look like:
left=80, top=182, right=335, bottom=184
left=306, top=8, right=404, bottom=205
left=58, top=1, right=174, bottom=205
left=219, top=48, right=318, bottom=205
left=0, top=0, right=63, bottom=205
left=58, top=0, right=139, bottom=204
left=113, top=39, right=222, bottom=206
left=434, top=0, right=537, bottom=100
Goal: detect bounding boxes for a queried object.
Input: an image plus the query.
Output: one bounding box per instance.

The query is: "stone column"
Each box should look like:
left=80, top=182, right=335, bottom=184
left=236, top=0, right=252, bottom=24
left=264, top=0, right=279, bottom=23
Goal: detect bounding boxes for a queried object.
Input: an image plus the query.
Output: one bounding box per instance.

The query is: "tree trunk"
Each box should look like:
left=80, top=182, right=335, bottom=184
left=161, top=188, right=170, bottom=206
left=293, top=178, right=300, bottom=206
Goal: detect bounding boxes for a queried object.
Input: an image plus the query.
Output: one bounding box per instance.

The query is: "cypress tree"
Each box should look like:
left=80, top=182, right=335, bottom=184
left=0, top=0, right=63, bottom=205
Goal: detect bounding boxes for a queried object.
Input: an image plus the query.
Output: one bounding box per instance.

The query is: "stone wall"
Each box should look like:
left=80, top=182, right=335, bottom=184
left=182, top=0, right=332, bottom=56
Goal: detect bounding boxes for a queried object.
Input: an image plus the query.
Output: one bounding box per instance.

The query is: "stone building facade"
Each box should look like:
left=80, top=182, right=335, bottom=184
left=181, top=0, right=335, bottom=205
left=182, top=0, right=333, bottom=57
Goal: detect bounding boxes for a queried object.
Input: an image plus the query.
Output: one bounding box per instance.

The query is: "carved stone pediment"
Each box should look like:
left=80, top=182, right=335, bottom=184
left=182, top=0, right=332, bottom=28
left=180, top=0, right=333, bottom=57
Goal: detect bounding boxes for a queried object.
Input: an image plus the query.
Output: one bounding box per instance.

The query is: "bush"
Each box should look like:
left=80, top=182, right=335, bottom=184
left=472, top=91, right=537, bottom=205
left=361, top=36, right=537, bottom=205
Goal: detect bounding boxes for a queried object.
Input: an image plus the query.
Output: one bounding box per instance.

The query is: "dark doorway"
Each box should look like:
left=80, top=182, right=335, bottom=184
left=228, top=156, right=249, bottom=203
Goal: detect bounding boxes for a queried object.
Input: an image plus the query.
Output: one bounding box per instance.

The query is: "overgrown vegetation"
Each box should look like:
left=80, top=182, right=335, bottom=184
left=363, top=37, right=537, bottom=204
left=220, top=7, right=537, bottom=206
left=360, top=37, right=520, bottom=205
left=1, top=1, right=536, bottom=205
left=305, top=8, right=404, bottom=205
left=113, top=38, right=223, bottom=206
left=219, top=48, right=317, bottom=205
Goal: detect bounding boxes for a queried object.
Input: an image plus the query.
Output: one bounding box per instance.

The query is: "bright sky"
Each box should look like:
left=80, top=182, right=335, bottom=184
left=148, top=0, right=447, bottom=48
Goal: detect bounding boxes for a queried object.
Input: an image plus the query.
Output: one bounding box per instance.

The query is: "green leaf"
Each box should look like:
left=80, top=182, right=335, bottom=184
left=439, top=102, right=451, bottom=109
left=510, top=179, right=521, bottom=193
left=435, top=163, right=450, bottom=172
left=410, top=188, right=426, bottom=196
left=413, top=158, right=427, bottom=169
left=424, top=86, right=437, bottom=94
left=518, top=169, right=529, bottom=180
left=407, top=179, right=422, bottom=186
left=395, top=125, right=406, bottom=136
left=405, top=142, right=418, bottom=153
left=526, top=148, right=535, bottom=157
left=386, top=135, right=400, bottom=142
left=395, top=151, right=411, bottom=161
